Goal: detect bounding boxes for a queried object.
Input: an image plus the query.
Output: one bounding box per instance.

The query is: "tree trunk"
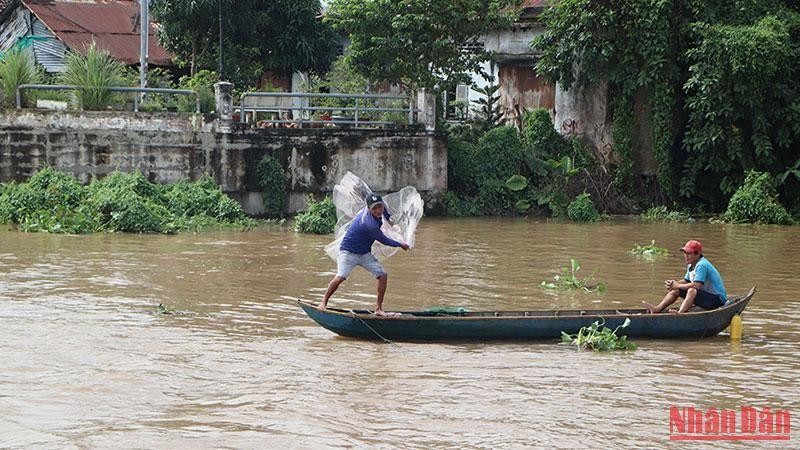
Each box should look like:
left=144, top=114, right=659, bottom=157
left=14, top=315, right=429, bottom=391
left=191, top=38, right=197, bottom=76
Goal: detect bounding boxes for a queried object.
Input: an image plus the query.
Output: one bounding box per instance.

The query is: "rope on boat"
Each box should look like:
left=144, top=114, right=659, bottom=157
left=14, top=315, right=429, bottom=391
left=350, top=310, right=395, bottom=345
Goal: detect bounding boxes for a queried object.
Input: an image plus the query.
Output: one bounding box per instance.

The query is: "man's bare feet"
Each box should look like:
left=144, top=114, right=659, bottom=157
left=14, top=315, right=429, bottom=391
left=374, top=310, right=401, bottom=317
left=318, top=302, right=328, bottom=309
left=642, top=301, right=658, bottom=314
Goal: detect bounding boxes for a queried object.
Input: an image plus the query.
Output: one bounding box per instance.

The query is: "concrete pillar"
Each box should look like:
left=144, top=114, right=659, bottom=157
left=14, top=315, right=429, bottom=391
left=416, top=88, right=436, bottom=131
left=214, top=81, right=234, bottom=132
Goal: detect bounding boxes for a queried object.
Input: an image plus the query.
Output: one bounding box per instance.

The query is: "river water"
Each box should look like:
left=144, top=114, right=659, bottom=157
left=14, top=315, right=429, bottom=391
left=1, top=218, right=798, bottom=448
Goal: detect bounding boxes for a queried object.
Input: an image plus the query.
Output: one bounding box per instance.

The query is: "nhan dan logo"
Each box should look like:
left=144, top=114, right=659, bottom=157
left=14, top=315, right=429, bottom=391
left=670, top=406, right=791, bottom=441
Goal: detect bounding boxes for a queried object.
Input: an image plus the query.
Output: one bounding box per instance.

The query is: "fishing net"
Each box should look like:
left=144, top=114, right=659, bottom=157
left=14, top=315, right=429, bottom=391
left=324, top=171, right=424, bottom=261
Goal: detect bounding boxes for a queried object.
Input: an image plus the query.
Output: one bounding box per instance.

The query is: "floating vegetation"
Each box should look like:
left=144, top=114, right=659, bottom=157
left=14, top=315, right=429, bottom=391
left=540, top=259, right=606, bottom=292
left=630, top=240, right=669, bottom=259
left=155, top=303, right=176, bottom=315
left=639, top=206, right=692, bottom=223
left=0, top=168, right=254, bottom=234
left=561, top=318, right=637, bottom=351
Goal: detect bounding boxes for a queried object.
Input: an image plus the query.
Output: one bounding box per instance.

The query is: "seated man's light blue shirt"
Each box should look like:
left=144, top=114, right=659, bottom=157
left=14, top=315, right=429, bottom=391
left=683, top=256, right=727, bottom=300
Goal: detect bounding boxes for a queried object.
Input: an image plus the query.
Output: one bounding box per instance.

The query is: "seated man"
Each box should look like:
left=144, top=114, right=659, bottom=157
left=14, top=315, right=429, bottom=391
left=644, top=240, right=727, bottom=313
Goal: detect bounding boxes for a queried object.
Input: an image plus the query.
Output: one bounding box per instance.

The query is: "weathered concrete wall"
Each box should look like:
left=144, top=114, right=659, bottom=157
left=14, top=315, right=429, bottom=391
left=555, top=81, right=615, bottom=167
left=0, top=110, right=447, bottom=214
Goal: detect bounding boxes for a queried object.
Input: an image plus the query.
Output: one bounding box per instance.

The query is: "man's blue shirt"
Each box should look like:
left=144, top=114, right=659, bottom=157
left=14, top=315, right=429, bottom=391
left=340, top=208, right=402, bottom=255
left=683, top=256, right=727, bottom=300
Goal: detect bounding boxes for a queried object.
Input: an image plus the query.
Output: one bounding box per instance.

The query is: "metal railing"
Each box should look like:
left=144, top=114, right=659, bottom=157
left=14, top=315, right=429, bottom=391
left=16, top=84, right=201, bottom=113
left=238, top=92, right=416, bottom=128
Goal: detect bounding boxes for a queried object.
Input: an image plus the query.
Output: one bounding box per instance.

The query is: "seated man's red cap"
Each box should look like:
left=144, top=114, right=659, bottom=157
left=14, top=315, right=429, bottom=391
left=681, top=240, right=703, bottom=253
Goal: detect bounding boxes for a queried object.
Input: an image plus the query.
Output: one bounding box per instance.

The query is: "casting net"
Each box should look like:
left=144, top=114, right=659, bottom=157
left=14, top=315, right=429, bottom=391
left=324, top=172, right=424, bottom=261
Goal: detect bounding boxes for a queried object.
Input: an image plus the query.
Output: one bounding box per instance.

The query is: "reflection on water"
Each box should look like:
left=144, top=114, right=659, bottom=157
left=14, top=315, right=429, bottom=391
left=1, top=218, right=799, bottom=448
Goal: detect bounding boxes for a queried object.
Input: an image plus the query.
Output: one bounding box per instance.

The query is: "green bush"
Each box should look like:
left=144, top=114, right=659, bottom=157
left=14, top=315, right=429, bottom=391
left=719, top=171, right=793, bottom=224
left=446, top=137, right=478, bottom=195
left=441, top=191, right=482, bottom=217
left=639, top=205, right=692, bottom=222
left=294, top=196, right=336, bottom=234
left=0, top=168, right=250, bottom=233
left=162, top=176, right=244, bottom=221
left=178, top=69, right=217, bottom=113
left=0, top=47, right=43, bottom=107
left=0, top=167, right=86, bottom=224
left=59, top=42, right=126, bottom=110
left=474, top=126, right=526, bottom=186
left=256, top=155, right=286, bottom=218
left=567, top=192, right=600, bottom=222
left=522, top=108, right=569, bottom=160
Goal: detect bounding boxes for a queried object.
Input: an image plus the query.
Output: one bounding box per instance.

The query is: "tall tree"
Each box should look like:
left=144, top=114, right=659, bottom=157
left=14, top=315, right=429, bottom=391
left=152, top=0, right=338, bottom=88
left=324, top=0, right=521, bottom=90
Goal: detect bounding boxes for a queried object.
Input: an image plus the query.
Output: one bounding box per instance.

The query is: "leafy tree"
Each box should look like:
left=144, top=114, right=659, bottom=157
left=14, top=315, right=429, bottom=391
left=682, top=13, right=800, bottom=198
left=152, top=0, right=220, bottom=76
left=471, top=81, right=504, bottom=131
left=152, top=0, right=338, bottom=88
left=324, top=0, right=521, bottom=90
left=532, top=0, right=800, bottom=210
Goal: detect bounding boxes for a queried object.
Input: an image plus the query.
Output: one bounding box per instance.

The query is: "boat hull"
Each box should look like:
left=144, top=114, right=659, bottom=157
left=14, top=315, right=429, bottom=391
left=298, top=288, right=754, bottom=341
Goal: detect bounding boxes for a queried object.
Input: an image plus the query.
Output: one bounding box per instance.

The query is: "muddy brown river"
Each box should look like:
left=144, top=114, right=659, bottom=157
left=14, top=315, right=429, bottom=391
left=1, top=218, right=798, bottom=448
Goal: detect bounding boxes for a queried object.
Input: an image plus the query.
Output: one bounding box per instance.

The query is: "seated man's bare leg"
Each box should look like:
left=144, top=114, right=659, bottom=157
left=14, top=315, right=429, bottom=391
left=677, top=287, right=698, bottom=313
left=643, top=289, right=680, bottom=313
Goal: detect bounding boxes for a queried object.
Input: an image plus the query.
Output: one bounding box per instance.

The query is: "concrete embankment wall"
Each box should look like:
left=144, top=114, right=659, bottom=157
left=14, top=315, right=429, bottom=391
left=0, top=111, right=447, bottom=214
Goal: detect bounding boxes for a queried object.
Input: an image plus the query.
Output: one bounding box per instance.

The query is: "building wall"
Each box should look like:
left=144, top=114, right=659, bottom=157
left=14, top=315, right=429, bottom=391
left=0, top=5, right=28, bottom=53
left=0, top=111, right=447, bottom=214
left=462, top=24, right=553, bottom=125
left=498, top=63, right=555, bottom=128
left=554, top=81, right=615, bottom=166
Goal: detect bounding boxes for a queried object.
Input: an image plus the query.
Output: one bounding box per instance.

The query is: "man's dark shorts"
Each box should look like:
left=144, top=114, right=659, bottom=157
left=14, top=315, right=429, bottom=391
left=678, top=289, right=725, bottom=310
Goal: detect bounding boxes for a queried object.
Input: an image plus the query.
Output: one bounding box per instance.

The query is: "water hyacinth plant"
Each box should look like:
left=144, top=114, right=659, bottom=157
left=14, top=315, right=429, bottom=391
left=561, top=318, right=637, bottom=351
left=540, top=259, right=606, bottom=292
left=155, top=303, right=176, bottom=315
left=0, top=168, right=253, bottom=234
left=630, top=240, right=669, bottom=259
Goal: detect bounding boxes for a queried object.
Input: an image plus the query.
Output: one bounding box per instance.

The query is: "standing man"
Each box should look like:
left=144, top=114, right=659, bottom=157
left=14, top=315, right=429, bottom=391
left=645, top=240, right=727, bottom=313
left=320, top=194, right=409, bottom=315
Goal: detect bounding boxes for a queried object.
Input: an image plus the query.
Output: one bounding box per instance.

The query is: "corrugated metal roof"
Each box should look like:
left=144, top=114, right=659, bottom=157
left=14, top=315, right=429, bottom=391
left=22, top=0, right=173, bottom=65
left=31, top=19, right=66, bottom=71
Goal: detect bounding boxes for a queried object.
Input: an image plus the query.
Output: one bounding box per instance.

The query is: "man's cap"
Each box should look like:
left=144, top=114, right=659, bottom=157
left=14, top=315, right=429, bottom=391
left=681, top=240, right=703, bottom=254
left=367, top=193, right=383, bottom=208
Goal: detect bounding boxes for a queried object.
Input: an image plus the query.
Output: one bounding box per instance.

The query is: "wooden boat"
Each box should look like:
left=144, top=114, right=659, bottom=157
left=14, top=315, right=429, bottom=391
left=298, top=287, right=755, bottom=341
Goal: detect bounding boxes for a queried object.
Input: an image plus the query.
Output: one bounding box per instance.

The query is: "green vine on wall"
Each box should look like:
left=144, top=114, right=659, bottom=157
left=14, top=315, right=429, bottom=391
left=611, top=95, right=634, bottom=191
left=652, top=82, right=675, bottom=196
left=256, top=155, right=286, bottom=218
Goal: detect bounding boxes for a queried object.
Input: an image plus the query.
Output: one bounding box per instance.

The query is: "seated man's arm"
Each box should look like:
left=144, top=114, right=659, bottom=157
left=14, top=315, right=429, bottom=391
left=675, top=280, right=704, bottom=290
left=674, top=264, right=707, bottom=290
